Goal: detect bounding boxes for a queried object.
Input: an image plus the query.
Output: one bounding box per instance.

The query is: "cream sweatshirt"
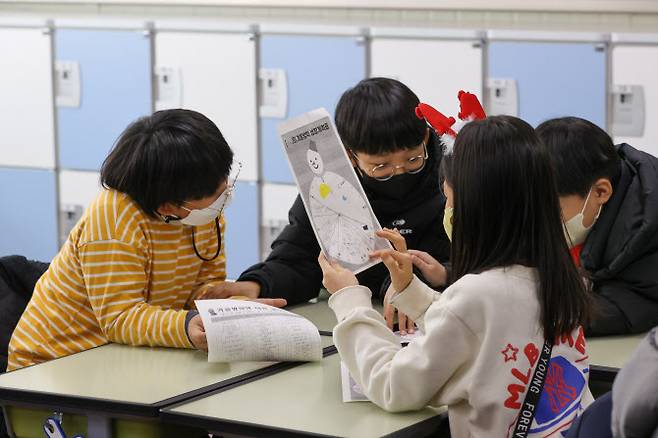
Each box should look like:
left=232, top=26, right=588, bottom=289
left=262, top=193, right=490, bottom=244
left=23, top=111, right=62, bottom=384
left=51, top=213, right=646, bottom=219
left=329, top=265, right=593, bottom=438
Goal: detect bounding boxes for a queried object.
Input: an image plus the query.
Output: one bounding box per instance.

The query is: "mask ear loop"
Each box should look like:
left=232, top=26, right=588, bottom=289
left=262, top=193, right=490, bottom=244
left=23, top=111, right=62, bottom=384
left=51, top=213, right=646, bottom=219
left=191, top=217, right=222, bottom=262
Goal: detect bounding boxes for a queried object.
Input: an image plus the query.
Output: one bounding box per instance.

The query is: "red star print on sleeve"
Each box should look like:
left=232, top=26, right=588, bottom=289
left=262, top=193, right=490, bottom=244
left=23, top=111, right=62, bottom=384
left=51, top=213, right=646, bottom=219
left=501, top=343, right=519, bottom=362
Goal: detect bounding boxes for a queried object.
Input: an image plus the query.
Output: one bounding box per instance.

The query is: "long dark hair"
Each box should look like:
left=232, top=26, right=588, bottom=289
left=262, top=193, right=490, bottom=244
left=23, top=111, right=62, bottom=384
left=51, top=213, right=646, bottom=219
left=443, top=115, right=590, bottom=340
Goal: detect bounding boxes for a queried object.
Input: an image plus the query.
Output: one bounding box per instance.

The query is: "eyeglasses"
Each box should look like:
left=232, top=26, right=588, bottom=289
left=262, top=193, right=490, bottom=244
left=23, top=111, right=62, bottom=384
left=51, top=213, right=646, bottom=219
left=351, top=142, right=428, bottom=182
left=183, top=160, right=242, bottom=214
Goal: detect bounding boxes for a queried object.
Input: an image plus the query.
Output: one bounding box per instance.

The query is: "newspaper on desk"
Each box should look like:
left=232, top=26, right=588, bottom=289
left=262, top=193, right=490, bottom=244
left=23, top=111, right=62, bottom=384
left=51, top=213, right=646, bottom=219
left=278, top=108, right=391, bottom=275
left=341, top=330, right=424, bottom=402
left=195, top=299, right=322, bottom=362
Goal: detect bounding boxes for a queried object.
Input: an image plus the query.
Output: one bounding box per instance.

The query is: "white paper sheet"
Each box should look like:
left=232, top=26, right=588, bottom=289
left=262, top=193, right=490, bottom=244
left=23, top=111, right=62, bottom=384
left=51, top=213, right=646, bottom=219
left=278, top=108, right=391, bottom=274
left=195, top=299, right=322, bottom=362
left=341, top=361, right=369, bottom=402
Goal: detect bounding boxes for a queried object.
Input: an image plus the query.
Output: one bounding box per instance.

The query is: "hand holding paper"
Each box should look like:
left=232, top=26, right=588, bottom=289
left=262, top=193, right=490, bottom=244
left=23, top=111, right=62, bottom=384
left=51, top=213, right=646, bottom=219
left=195, top=299, right=322, bottom=362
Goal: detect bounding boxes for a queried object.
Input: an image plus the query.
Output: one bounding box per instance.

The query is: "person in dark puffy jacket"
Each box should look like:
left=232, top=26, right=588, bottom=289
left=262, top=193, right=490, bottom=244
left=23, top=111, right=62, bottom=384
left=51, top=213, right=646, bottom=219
left=537, top=117, right=658, bottom=336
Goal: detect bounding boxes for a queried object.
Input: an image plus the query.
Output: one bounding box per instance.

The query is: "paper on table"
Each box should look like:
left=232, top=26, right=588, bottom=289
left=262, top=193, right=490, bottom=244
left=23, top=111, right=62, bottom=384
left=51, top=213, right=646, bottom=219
left=341, top=331, right=425, bottom=402
left=195, top=299, right=322, bottom=362
left=278, top=108, right=391, bottom=274
left=341, top=361, right=369, bottom=402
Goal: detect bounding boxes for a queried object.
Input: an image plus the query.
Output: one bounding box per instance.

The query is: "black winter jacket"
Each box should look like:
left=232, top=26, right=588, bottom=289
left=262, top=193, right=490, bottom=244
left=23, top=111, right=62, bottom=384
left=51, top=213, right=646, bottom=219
left=583, top=144, right=658, bottom=335
left=239, top=134, right=450, bottom=305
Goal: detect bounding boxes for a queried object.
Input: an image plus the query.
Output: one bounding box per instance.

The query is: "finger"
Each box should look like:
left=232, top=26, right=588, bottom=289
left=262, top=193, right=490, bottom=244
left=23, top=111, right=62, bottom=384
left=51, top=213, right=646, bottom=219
left=327, top=257, right=346, bottom=273
left=384, top=302, right=395, bottom=330
left=370, top=249, right=395, bottom=259
left=398, top=312, right=408, bottom=336
left=376, top=229, right=407, bottom=252
left=194, top=331, right=208, bottom=351
left=385, top=250, right=413, bottom=268
left=407, top=250, right=434, bottom=264
left=380, top=252, right=403, bottom=275
left=410, top=254, right=432, bottom=271
left=317, top=253, right=332, bottom=273
left=196, top=290, right=209, bottom=300
left=254, top=298, right=288, bottom=308
left=406, top=316, right=416, bottom=334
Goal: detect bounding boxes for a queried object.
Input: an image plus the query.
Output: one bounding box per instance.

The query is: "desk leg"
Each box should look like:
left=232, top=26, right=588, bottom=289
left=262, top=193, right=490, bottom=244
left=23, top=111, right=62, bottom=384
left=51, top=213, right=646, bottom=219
left=2, top=406, right=16, bottom=438
left=87, top=414, right=111, bottom=438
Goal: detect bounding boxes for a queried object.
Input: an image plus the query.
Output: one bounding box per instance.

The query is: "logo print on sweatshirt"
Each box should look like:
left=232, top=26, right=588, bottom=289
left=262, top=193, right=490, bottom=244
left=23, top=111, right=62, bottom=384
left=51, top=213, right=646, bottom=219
left=532, top=356, right=585, bottom=429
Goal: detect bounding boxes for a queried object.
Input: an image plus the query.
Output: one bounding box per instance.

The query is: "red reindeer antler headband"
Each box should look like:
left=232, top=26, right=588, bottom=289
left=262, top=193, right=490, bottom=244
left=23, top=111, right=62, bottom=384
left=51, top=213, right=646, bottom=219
left=415, top=90, right=486, bottom=154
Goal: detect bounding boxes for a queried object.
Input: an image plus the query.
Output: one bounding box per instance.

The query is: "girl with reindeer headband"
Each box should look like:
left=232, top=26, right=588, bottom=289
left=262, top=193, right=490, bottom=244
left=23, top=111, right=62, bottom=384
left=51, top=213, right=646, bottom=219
left=319, top=91, right=593, bottom=437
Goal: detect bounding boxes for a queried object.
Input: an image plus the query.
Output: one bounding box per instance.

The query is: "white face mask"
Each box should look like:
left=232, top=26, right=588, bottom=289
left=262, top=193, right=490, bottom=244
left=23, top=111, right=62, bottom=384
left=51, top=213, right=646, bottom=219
left=563, top=189, right=602, bottom=248
left=180, top=188, right=232, bottom=226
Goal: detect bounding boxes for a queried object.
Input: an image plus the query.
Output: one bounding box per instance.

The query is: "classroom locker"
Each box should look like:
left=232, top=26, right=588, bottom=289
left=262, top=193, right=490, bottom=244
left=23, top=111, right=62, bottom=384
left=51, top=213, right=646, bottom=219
left=260, top=34, right=366, bottom=184
left=612, top=43, right=658, bottom=156
left=223, top=181, right=259, bottom=279
left=261, top=183, right=299, bottom=258
left=56, top=28, right=152, bottom=171
left=487, top=39, right=606, bottom=128
left=0, top=27, right=55, bottom=169
left=154, top=31, right=258, bottom=182
left=370, top=33, right=483, bottom=117
left=0, top=168, right=58, bottom=261
left=58, top=170, right=102, bottom=244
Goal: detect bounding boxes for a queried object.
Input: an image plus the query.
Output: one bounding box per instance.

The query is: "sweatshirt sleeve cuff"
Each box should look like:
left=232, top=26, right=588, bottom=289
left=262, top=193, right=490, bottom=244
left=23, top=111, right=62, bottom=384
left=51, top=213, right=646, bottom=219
left=328, top=285, right=372, bottom=322
left=184, top=310, right=199, bottom=346
left=389, top=275, right=436, bottom=321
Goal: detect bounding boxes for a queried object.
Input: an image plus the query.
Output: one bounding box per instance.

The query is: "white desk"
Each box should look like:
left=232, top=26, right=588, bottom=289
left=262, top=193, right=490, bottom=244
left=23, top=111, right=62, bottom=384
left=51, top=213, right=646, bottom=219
left=162, top=352, right=446, bottom=438
left=290, top=298, right=384, bottom=335
left=0, top=337, right=335, bottom=438
left=587, top=333, right=645, bottom=382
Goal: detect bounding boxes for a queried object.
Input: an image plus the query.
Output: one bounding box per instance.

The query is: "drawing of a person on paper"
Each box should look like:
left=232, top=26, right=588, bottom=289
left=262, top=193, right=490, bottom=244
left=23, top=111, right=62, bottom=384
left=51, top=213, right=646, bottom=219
left=306, top=140, right=376, bottom=265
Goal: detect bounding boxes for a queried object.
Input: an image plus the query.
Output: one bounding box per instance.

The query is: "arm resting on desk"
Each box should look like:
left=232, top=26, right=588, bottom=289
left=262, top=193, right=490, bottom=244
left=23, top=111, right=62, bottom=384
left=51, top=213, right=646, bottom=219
left=80, top=239, right=193, bottom=349
left=329, top=276, right=474, bottom=412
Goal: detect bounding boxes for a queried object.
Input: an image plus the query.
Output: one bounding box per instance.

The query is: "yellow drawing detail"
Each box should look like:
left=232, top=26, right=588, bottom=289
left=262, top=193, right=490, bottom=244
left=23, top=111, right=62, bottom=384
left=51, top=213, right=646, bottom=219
left=319, top=183, right=332, bottom=199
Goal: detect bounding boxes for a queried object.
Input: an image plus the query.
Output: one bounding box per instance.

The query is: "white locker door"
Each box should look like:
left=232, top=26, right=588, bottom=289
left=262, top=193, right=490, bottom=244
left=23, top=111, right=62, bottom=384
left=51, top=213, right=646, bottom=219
left=0, top=27, right=55, bottom=169
left=261, top=183, right=299, bottom=258
left=370, top=38, right=483, bottom=117
left=155, top=32, right=258, bottom=181
left=59, top=170, right=102, bottom=244
left=613, top=45, right=658, bottom=156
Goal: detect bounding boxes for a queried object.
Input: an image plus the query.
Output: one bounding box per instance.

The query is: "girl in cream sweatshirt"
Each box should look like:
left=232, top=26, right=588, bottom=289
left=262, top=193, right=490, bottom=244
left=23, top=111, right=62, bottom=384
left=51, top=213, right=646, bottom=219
left=319, top=115, right=593, bottom=437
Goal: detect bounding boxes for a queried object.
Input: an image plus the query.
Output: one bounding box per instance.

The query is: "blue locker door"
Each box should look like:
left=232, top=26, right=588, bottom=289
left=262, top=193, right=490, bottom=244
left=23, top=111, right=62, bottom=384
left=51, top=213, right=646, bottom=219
left=260, top=35, right=366, bottom=184
left=56, top=29, right=152, bottom=171
left=0, top=168, right=58, bottom=261
left=223, top=181, right=259, bottom=279
left=488, top=41, right=606, bottom=128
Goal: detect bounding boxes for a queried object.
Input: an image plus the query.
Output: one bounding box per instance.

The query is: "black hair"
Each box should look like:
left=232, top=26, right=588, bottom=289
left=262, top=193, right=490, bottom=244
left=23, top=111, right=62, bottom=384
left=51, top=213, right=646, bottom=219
left=101, top=109, right=234, bottom=217
left=335, top=77, right=427, bottom=155
left=536, top=117, right=620, bottom=197
left=446, top=115, right=590, bottom=341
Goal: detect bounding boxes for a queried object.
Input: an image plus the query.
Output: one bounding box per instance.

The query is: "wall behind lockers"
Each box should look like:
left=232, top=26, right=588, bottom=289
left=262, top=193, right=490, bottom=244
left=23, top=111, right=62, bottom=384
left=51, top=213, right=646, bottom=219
left=0, top=20, right=656, bottom=279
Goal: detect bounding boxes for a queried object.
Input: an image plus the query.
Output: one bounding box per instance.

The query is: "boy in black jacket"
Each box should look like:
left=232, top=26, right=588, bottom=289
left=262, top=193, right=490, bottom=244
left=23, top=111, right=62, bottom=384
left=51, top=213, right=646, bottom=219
left=206, top=78, right=450, bottom=330
left=537, top=117, right=658, bottom=336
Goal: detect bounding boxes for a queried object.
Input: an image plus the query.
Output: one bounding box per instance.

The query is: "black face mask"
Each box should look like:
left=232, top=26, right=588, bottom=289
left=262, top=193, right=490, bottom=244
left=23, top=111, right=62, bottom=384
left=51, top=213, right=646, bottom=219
left=357, top=168, right=425, bottom=201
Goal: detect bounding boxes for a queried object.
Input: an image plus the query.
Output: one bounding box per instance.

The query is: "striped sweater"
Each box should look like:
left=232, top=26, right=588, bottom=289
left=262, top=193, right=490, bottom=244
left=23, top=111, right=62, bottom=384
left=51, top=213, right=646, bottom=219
left=7, top=189, right=226, bottom=371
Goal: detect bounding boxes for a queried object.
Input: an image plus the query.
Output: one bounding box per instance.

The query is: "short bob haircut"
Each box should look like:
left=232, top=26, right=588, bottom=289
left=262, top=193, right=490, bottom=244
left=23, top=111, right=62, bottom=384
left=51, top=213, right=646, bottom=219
left=536, top=117, right=620, bottom=198
left=101, top=109, right=234, bottom=217
left=335, top=77, right=427, bottom=155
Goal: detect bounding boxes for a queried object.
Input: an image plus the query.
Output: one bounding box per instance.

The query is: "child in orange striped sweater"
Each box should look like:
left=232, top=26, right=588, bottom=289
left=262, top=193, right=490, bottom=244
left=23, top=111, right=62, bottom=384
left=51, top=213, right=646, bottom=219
left=8, top=109, right=285, bottom=371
